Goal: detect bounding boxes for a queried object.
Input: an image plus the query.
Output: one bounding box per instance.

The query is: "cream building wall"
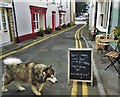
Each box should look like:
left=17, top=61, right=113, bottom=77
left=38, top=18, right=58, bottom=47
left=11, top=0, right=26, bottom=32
left=70, top=0, right=75, bottom=23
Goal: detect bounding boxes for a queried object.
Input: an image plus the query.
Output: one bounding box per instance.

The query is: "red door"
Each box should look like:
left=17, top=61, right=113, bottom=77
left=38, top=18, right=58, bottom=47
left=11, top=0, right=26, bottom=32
left=52, top=11, right=56, bottom=31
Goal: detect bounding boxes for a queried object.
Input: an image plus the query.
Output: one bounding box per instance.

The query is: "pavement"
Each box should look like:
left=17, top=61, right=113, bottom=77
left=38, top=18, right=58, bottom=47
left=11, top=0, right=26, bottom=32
left=0, top=25, right=119, bottom=96
left=82, top=26, right=119, bottom=96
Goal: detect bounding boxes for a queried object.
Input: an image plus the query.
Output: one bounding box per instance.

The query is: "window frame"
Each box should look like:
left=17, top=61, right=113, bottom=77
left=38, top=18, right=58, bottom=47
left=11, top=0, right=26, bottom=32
left=33, top=13, right=40, bottom=32
left=1, top=9, right=7, bottom=30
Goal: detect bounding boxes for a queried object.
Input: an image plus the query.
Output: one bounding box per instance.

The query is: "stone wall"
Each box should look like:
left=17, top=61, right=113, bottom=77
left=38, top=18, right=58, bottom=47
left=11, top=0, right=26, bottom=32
left=7, top=8, right=15, bottom=43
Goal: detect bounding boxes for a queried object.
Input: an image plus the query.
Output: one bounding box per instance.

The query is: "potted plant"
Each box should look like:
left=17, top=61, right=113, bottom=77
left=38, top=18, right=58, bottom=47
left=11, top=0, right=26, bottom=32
left=67, top=23, right=72, bottom=27
left=46, top=25, right=52, bottom=34
left=112, top=26, right=120, bottom=40
left=62, top=24, right=67, bottom=28
left=55, top=26, right=62, bottom=30
left=112, top=26, right=120, bottom=51
left=39, top=27, right=44, bottom=37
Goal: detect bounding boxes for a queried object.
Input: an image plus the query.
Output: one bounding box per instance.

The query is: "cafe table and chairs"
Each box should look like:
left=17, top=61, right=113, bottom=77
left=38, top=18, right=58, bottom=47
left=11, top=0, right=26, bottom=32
left=98, top=37, right=119, bottom=63
left=101, top=40, right=120, bottom=76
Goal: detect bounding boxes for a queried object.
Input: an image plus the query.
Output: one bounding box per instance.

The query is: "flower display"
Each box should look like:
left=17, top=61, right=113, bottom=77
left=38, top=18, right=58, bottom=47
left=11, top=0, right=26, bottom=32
left=112, top=26, right=120, bottom=40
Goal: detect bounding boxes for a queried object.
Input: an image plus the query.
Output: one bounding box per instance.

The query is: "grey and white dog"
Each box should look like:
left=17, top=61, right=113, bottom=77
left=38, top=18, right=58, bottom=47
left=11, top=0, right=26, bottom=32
left=2, top=57, right=57, bottom=95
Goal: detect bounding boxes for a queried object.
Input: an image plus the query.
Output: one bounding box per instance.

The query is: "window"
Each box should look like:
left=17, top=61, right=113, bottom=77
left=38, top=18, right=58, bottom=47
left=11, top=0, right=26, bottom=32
left=2, top=9, right=7, bottom=30
left=33, top=13, right=39, bottom=31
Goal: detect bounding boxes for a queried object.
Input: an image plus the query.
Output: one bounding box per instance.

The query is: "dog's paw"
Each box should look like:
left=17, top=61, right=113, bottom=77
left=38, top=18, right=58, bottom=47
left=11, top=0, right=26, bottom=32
left=18, top=87, right=25, bottom=91
left=35, top=92, right=41, bottom=96
left=2, top=88, right=8, bottom=92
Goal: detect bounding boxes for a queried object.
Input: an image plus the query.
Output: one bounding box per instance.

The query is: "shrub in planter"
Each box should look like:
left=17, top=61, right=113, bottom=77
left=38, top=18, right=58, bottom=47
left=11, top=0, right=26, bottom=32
left=62, top=24, right=67, bottom=28
left=67, top=23, right=72, bottom=27
left=55, top=26, right=62, bottom=30
left=38, top=27, right=44, bottom=37
left=46, top=26, right=52, bottom=34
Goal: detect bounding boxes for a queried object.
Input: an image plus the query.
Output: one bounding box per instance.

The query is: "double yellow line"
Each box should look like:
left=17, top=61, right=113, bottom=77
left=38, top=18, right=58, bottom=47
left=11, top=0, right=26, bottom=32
left=71, top=25, right=88, bottom=97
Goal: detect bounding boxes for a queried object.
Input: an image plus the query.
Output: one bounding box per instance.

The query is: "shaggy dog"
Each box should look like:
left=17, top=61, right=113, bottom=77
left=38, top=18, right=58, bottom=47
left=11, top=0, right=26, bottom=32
left=2, top=57, right=57, bottom=95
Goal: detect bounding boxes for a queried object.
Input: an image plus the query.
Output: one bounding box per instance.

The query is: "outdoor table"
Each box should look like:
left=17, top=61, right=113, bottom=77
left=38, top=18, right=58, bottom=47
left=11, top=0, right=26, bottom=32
left=99, top=39, right=118, bottom=51
left=99, top=39, right=118, bottom=43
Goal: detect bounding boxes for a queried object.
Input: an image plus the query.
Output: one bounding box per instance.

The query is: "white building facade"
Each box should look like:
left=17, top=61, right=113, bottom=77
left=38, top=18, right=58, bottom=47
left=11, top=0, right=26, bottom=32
left=89, top=0, right=120, bottom=50
left=13, top=0, right=70, bottom=42
left=89, top=0, right=112, bottom=33
left=0, top=1, right=13, bottom=46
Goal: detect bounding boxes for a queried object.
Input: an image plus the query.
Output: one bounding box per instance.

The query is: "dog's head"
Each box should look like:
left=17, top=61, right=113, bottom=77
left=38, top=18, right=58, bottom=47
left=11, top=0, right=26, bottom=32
left=43, top=65, right=57, bottom=84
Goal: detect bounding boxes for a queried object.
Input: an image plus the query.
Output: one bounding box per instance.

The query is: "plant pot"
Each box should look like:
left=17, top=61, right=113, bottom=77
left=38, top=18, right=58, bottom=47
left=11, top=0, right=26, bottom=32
left=38, top=33, right=44, bottom=37
left=47, top=31, right=52, bottom=34
left=114, top=35, right=118, bottom=40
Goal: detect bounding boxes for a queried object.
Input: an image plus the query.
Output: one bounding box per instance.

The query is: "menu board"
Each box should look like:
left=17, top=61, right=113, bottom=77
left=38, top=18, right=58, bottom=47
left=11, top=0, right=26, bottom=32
left=68, top=48, right=93, bottom=83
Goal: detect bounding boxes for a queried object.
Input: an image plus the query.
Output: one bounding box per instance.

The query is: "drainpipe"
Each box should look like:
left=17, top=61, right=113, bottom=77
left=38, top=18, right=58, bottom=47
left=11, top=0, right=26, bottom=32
left=94, top=2, right=97, bottom=28
left=12, top=0, right=19, bottom=43
left=70, top=0, right=71, bottom=23
left=107, top=0, right=112, bottom=34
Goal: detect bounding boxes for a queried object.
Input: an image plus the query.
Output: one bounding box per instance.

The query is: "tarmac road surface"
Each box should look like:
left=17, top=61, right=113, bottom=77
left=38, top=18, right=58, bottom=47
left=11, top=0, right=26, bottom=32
left=1, top=25, right=99, bottom=96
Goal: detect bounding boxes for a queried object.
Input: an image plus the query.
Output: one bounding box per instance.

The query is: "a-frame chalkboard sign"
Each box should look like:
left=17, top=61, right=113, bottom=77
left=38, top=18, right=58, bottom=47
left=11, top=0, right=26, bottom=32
left=68, top=48, right=93, bottom=86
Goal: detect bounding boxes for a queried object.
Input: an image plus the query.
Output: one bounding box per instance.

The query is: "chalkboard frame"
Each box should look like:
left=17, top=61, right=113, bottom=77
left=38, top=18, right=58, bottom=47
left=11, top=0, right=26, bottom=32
left=68, top=48, right=93, bottom=85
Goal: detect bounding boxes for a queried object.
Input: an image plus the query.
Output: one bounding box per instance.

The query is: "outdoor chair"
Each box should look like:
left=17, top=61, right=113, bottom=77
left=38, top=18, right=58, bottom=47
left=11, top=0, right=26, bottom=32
left=95, top=35, right=109, bottom=53
left=96, top=34, right=114, bottom=53
left=104, top=41, right=120, bottom=76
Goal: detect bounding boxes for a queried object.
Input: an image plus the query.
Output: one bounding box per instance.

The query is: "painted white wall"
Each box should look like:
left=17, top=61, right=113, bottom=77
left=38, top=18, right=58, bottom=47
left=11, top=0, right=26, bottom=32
left=14, top=0, right=70, bottom=37
left=96, top=0, right=112, bottom=33
left=46, top=0, right=70, bottom=28
left=46, top=4, right=58, bottom=28
left=89, top=0, right=96, bottom=29
left=65, top=0, right=70, bottom=24
left=14, top=1, right=47, bottom=36
left=14, top=2, right=32, bottom=36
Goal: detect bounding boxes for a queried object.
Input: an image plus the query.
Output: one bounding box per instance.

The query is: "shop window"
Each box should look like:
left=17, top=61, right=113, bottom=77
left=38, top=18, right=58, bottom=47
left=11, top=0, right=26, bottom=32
left=2, top=9, right=7, bottom=30
left=33, top=13, right=39, bottom=31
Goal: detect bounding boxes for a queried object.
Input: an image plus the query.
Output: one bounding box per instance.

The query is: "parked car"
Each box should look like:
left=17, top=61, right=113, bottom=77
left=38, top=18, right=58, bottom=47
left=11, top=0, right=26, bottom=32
left=75, top=16, right=87, bottom=21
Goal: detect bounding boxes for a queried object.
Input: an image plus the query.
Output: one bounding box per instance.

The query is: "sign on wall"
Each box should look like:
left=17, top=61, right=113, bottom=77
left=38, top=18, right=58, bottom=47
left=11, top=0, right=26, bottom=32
left=0, top=2, right=12, bottom=8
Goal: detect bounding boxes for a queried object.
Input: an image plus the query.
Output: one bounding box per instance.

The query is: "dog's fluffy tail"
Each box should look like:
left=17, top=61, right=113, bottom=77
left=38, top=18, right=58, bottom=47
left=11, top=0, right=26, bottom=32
left=3, top=57, right=22, bottom=65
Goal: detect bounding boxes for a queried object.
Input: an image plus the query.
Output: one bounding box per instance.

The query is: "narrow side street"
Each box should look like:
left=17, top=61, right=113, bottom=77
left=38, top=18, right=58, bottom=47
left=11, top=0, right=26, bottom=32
left=1, top=23, right=119, bottom=97
left=1, top=25, right=79, bottom=96
left=1, top=0, right=120, bottom=97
